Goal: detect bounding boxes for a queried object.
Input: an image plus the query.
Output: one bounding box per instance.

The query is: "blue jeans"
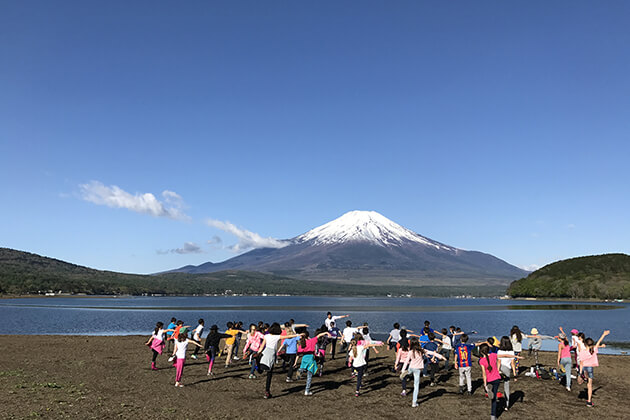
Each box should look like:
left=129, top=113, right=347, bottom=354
left=409, top=368, right=421, bottom=406
left=560, top=357, right=572, bottom=388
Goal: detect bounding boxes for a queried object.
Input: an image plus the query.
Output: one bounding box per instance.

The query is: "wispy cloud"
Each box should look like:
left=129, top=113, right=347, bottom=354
left=157, top=242, right=204, bottom=255
left=79, top=181, right=188, bottom=220
left=205, top=218, right=288, bottom=252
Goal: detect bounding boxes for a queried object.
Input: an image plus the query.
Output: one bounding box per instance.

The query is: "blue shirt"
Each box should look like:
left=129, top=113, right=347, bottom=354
left=456, top=344, right=475, bottom=367
left=424, top=341, right=439, bottom=360
left=419, top=334, right=430, bottom=347
left=166, top=322, right=176, bottom=337
left=284, top=336, right=300, bottom=354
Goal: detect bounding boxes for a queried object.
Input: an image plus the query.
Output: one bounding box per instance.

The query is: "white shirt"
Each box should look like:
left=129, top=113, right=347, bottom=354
left=193, top=324, right=204, bottom=341
left=352, top=345, right=367, bottom=367
left=497, top=350, right=514, bottom=369
left=343, top=327, right=358, bottom=343
left=441, top=335, right=452, bottom=350
left=175, top=340, right=189, bottom=359
left=325, top=316, right=342, bottom=330
left=389, top=329, right=401, bottom=343
left=153, top=329, right=165, bottom=342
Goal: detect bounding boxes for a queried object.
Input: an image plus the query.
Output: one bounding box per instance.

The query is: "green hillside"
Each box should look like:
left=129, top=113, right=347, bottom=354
left=507, top=253, right=630, bottom=299
left=0, top=248, right=497, bottom=297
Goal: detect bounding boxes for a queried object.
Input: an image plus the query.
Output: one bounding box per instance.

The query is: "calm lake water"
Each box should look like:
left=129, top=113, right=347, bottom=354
left=1, top=296, right=628, bottom=354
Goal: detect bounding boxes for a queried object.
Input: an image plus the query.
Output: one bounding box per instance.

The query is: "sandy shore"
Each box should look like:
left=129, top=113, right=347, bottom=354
left=0, top=335, right=627, bottom=419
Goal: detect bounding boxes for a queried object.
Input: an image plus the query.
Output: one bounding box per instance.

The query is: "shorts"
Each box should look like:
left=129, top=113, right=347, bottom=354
left=583, top=366, right=594, bottom=379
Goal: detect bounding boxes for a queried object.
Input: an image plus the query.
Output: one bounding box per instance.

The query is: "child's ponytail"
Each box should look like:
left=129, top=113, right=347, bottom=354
left=480, top=343, right=492, bottom=372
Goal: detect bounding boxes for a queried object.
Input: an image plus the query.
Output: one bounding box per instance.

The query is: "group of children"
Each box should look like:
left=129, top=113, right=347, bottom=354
left=145, top=315, right=611, bottom=417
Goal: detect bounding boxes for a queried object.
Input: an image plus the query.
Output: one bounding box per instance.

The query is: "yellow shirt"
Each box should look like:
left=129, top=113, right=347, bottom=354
left=225, top=329, right=239, bottom=345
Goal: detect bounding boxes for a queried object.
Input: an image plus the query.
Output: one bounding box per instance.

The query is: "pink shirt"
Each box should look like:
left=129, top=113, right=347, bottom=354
left=479, top=353, right=501, bottom=382
left=244, top=331, right=264, bottom=353
left=580, top=348, right=599, bottom=367
left=402, top=350, right=425, bottom=370
left=298, top=337, right=318, bottom=353
left=395, top=349, right=409, bottom=366
left=559, top=342, right=571, bottom=359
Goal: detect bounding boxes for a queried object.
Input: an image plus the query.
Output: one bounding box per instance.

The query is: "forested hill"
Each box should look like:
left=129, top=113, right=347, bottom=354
left=0, top=248, right=497, bottom=297
left=507, top=253, right=630, bottom=299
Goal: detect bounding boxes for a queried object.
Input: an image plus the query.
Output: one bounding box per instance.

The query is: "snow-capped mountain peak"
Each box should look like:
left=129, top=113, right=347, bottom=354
left=295, top=210, right=455, bottom=250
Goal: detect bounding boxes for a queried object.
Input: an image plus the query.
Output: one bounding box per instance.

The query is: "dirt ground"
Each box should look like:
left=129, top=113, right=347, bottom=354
left=0, top=335, right=628, bottom=419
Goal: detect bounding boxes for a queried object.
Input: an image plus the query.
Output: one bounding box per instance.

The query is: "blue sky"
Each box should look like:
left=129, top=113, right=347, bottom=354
left=1, top=1, right=629, bottom=274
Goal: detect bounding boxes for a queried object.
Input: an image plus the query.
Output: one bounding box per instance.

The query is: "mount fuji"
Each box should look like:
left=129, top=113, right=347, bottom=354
left=172, top=211, right=528, bottom=286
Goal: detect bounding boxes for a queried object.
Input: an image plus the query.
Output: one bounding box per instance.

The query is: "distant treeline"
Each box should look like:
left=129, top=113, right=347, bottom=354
left=0, top=248, right=499, bottom=297
left=507, top=253, right=630, bottom=299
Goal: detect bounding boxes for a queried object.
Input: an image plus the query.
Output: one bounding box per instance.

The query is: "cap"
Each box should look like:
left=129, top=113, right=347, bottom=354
left=571, top=329, right=579, bottom=334
left=530, top=328, right=539, bottom=335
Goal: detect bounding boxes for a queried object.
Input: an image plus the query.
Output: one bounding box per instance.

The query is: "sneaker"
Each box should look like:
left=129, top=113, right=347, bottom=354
left=355, top=391, right=360, bottom=397
left=191, top=354, right=197, bottom=360
left=412, top=403, right=418, bottom=408
left=401, top=390, right=407, bottom=396
left=168, top=356, right=175, bottom=362
left=249, top=374, right=256, bottom=379
left=587, top=401, right=594, bottom=408
left=233, top=356, right=240, bottom=360
left=304, top=391, right=313, bottom=396
left=264, top=392, right=272, bottom=399
left=430, top=382, right=435, bottom=387
left=566, top=386, right=571, bottom=392
left=286, top=378, right=293, bottom=383
left=466, top=391, right=472, bottom=396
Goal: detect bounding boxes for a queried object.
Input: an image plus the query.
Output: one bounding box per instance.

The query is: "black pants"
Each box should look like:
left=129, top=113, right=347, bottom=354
left=152, top=350, right=159, bottom=362
left=330, top=340, right=337, bottom=359
left=355, top=365, right=366, bottom=392
left=192, top=339, right=201, bottom=355
left=488, top=379, right=500, bottom=417
left=285, top=354, right=297, bottom=378
left=428, top=363, right=439, bottom=382
left=260, top=364, right=274, bottom=392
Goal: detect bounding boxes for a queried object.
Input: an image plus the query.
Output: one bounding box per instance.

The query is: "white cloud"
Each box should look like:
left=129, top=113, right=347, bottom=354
left=205, top=218, right=288, bottom=252
left=157, top=242, right=204, bottom=255
left=79, top=181, right=189, bottom=220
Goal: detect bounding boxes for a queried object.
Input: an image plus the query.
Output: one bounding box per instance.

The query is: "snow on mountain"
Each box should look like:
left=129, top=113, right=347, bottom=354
left=294, top=210, right=455, bottom=251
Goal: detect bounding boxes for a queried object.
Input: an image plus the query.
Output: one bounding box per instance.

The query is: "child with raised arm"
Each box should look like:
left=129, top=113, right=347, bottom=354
left=348, top=333, right=383, bottom=397
left=257, top=323, right=301, bottom=399
left=243, top=324, right=264, bottom=379
left=401, top=337, right=446, bottom=407
left=297, top=328, right=331, bottom=395
left=145, top=322, right=170, bottom=370
left=579, top=330, right=610, bottom=407
left=204, top=325, right=231, bottom=376
left=171, top=328, right=203, bottom=387
left=557, top=332, right=572, bottom=391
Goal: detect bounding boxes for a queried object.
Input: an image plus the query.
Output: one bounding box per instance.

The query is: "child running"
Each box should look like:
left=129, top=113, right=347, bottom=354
left=401, top=337, right=446, bottom=407
left=171, top=328, right=202, bottom=387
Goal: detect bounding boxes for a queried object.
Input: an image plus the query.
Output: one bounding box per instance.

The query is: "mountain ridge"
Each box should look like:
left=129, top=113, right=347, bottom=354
left=173, top=210, right=528, bottom=285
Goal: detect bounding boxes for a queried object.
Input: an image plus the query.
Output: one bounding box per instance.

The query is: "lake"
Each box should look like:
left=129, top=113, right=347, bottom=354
left=1, top=296, right=628, bottom=354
